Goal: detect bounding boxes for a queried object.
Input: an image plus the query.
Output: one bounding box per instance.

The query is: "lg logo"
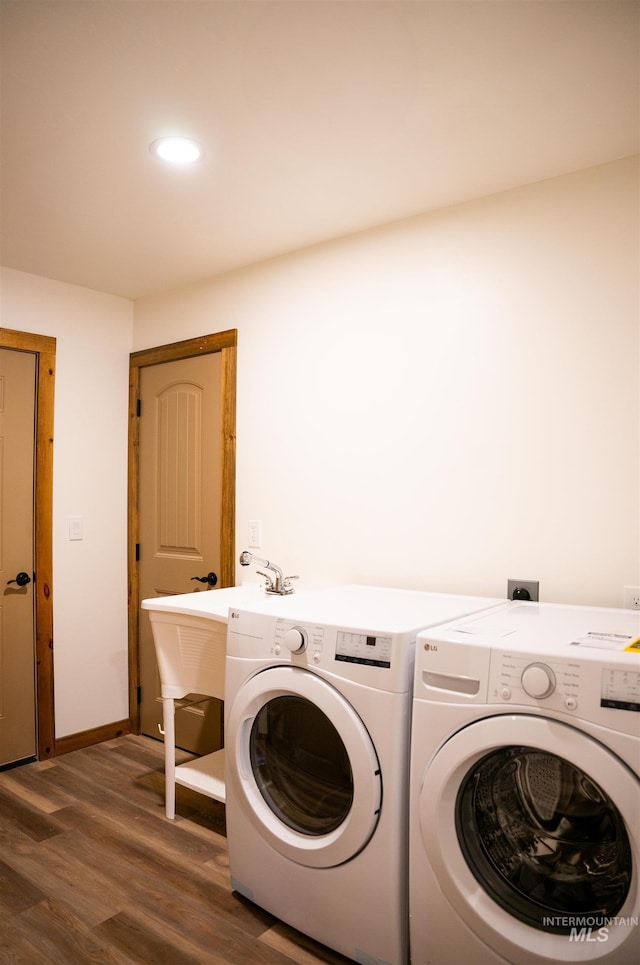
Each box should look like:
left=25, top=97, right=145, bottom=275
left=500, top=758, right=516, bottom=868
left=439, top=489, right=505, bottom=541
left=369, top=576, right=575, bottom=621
left=423, top=643, right=438, bottom=652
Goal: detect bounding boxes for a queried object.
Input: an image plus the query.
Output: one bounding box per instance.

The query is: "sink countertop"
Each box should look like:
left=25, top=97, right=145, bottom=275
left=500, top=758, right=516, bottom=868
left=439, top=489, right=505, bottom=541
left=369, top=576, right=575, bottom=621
left=141, top=584, right=268, bottom=621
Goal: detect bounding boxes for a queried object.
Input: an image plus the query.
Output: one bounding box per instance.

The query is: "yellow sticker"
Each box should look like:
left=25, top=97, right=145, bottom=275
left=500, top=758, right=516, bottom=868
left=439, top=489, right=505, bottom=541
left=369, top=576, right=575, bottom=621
left=624, top=637, right=640, bottom=652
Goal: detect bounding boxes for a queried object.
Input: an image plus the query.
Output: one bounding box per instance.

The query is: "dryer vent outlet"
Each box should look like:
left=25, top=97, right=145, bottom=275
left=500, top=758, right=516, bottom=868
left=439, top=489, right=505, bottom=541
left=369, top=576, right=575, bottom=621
left=508, top=579, right=539, bottom=602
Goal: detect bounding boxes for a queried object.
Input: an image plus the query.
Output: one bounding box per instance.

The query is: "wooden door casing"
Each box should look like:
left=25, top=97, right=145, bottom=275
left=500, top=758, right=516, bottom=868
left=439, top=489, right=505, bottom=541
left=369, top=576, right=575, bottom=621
left=0, top=328, right=55, bottom=762
left=128, top=331, right=237, bottom=737
left=0, top=348, right=37, bottom=765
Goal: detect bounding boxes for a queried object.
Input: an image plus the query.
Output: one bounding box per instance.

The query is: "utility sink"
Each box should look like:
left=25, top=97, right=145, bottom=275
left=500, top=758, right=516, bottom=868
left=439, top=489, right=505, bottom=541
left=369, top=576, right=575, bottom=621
left=141, top=584, right=266, bottom=818
left=141, top=582, right=266, bottom=621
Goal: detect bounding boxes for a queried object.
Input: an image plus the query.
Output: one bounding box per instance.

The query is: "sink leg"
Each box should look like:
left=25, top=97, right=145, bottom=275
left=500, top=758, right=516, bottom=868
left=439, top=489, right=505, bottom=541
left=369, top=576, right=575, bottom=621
left=162, top=696, right=176, bottom=819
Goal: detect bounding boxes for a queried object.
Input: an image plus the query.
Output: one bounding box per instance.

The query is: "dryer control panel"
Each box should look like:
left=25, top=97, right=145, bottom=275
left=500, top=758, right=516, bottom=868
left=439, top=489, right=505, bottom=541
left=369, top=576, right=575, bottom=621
left=227, top=606, right=416, bottom=693
left=272, top=620, right=393, bottom=669
left=335, top=630, right=393, bottom=668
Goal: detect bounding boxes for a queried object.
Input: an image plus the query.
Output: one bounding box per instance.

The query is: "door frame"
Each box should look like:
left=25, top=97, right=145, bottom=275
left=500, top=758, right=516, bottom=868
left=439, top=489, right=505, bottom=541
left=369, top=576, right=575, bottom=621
left=128, top=330, right=237, bottom=732
left=0, top=328, right=56, bottom=760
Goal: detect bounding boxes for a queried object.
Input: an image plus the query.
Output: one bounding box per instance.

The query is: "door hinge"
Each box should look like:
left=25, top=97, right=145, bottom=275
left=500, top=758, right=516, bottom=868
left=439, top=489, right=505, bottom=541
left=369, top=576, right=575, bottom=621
left=136, top=399, right=141, bottom=417
left=135, top=543, right=140, bottom=562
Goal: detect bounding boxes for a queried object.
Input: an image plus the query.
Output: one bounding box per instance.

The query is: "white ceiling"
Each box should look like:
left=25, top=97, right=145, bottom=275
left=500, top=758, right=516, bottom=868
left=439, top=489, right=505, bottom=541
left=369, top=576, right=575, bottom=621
left=1, top=0, right=638, bottom=301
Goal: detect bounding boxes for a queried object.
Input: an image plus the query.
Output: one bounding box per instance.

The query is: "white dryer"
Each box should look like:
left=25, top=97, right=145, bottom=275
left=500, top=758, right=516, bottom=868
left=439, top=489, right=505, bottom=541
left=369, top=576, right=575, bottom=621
left=224, top=585, right=502, bottom=965
left=409, top=601, right=640, bottom=964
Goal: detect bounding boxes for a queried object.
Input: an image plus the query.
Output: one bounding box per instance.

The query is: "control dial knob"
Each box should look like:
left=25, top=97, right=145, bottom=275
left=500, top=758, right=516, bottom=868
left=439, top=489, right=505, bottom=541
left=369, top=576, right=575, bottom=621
left=521, top=662, right=556, bottom=699
left=282, top=626, right=307, bottom=654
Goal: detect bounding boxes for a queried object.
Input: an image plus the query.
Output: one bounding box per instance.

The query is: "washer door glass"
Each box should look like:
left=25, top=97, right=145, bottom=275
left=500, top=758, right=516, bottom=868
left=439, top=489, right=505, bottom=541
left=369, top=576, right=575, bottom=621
left=456, top=746, right=632, bottom=933
left=250, top=694, right=353, bottom=835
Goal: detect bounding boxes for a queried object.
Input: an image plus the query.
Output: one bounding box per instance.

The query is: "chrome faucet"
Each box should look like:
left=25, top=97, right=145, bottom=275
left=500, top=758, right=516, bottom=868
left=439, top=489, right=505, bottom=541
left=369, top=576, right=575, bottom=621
left=239, top=551, right=298, bottom=595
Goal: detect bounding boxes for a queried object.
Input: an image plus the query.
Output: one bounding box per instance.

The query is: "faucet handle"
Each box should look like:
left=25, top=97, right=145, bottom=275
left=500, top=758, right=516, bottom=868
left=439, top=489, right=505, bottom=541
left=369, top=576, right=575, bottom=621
left=257, top=570, right=274, bottom=590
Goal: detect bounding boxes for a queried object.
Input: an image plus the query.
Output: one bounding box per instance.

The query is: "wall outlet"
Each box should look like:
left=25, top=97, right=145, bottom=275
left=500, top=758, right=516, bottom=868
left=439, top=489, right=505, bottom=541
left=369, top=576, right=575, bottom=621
left=507, top=578, right=539, bottom=602
left=623, top=586, right=640, bottom=610
left=248, top=520, right=262, bottom=548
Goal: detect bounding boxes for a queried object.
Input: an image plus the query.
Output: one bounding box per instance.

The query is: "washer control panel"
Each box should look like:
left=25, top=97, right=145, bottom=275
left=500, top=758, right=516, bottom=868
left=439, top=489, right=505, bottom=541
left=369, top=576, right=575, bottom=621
left=601, top=668, right=640, bottom=713
left=488, top=648, right=640, bottom=728
left=490, top=651, right=581, bottom=712
left=521, top=662, right=556, bottom=699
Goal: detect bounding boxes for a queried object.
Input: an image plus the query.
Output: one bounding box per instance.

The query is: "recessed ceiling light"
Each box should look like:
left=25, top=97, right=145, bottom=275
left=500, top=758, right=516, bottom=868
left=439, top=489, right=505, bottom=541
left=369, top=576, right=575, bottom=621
left=150, top=137, right=203, bottom=164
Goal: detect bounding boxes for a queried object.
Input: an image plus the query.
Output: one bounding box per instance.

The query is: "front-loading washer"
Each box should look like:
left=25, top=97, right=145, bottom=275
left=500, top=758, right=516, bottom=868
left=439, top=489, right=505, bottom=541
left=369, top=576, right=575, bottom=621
left=409, top=601, right=640, bottom=964
left=224, top=585, right=502, bottom=965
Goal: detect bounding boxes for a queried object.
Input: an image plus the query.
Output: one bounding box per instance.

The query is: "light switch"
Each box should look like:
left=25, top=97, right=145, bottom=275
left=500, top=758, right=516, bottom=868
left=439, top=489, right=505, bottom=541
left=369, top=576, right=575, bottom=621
left=248, top=520, right=262, bottom=548
left=69, top=516, right=84, bottom=540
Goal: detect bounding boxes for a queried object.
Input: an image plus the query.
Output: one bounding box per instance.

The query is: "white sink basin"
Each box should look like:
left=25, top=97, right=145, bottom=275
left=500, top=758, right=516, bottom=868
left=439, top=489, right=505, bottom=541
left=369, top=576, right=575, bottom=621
left=141, top=583, right=266, bottom=622
left=141, top=584, right=269, bottom=818
left=141, top=585, right=267, bottom=703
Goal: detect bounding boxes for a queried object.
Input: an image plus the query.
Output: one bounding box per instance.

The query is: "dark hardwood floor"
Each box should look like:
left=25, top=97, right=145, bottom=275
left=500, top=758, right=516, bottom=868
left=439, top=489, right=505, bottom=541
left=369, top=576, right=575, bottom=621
left=0, top=735, right=354, bottom=965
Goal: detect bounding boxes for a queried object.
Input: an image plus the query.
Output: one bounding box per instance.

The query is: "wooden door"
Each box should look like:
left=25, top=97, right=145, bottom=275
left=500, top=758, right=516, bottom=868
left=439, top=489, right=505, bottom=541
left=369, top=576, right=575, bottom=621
left=0, top=348, right=36, bottom=767
left=138, top=352, right=225, bottom=754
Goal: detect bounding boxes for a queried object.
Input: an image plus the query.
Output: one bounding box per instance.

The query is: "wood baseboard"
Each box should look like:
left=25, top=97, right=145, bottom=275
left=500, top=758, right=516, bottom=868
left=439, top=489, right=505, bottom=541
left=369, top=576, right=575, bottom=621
left=53, top=718, right=132, bottom=756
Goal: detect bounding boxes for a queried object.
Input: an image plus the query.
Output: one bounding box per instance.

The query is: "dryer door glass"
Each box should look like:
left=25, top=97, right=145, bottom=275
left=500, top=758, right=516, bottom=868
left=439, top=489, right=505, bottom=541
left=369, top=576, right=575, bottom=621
left=456, top=746, right=633, bottom=933
left=249, top=695, right=353, bottom=835
left=228, top=665, right=382, bottom=868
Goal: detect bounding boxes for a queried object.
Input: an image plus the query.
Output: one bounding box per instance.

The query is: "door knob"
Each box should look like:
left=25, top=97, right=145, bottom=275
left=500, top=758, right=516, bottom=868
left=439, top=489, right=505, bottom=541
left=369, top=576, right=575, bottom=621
left=190, top=572, right=218, bottom=587
left=7, top=572, right=31, bottom=587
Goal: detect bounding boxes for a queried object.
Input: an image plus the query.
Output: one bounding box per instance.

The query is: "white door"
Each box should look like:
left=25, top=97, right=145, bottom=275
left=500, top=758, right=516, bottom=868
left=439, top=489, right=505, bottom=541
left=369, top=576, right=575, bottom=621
left=0, top=348, right=36, bottom=767
left=138, top=353, right=224, bottom=754
left=418, top=715, right=639, bottom=963
left=226, top=666, right=382, bottom=868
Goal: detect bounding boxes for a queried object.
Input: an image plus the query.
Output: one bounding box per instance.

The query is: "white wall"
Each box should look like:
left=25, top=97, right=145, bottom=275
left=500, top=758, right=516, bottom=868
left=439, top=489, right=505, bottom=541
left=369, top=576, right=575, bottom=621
left=135, top=157, right=640, bottom=608
left=0, top=268, right=134, bottom=738
left=1, top=156, right=636, bottom=741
